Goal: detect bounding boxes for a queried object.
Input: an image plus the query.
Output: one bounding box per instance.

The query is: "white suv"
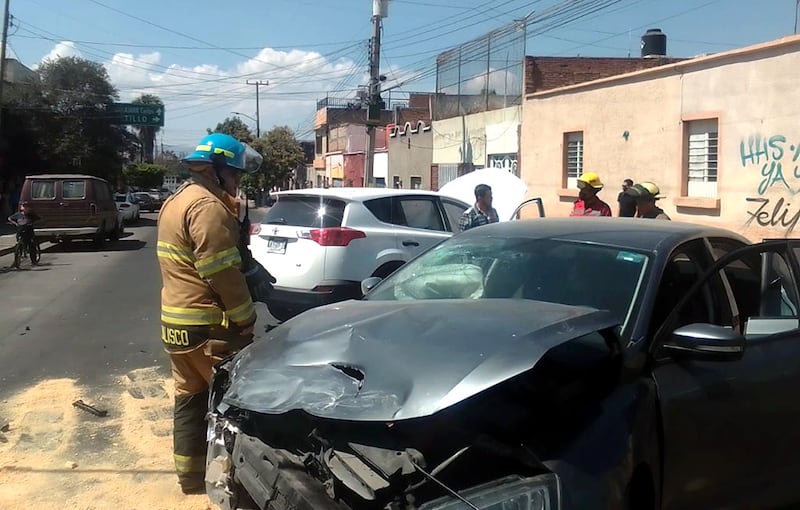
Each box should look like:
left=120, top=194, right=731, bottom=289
left=250, top=188, right=470, bottom=321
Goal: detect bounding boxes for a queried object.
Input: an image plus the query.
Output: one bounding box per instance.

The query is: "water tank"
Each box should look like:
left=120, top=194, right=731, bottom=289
left=641, top=28, right=667, bottom=58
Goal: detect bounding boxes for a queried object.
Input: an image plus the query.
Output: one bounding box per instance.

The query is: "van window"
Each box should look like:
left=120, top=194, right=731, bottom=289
left=63, top=180, right=87, bottom=199
left=31, top=181, right=56, bottom=199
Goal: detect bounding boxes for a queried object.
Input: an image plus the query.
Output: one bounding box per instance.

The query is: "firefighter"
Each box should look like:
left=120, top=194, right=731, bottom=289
left=570, top=172, right=612, bottom=217
left=156, top=133, right=263, bottom=494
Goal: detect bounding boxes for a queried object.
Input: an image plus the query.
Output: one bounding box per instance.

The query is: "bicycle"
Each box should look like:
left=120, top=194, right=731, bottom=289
left=9, top=222, right=41, bottom=269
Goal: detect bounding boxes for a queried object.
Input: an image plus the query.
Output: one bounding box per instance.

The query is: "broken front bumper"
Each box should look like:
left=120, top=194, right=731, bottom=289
left=207, top=425, right=347, bottom=510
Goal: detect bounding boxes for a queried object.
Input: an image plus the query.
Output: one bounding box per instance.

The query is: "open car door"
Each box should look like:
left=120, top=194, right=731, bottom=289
left=509, top=197, right=545, bottom=221
left=651, top=238, right=800, bottom=510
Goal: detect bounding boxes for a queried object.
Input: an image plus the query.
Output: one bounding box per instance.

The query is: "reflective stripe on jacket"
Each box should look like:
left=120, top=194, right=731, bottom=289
left=157, top=175, right=255, bottom=329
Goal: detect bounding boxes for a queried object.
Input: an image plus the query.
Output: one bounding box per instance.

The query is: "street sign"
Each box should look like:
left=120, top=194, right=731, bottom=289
left=108, top=103, right=165, bottom=127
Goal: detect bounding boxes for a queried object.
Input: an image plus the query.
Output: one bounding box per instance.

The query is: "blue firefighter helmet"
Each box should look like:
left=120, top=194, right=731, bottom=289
left=182, top=133, right=262, bottom=174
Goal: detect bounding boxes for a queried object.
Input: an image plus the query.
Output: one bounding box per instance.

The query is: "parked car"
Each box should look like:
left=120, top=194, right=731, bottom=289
left=115, top=192, right=140, bottom=223
left=134, top=191, right=161, bottom=212
left=208, top=218, right=800, bottom=510
left=20, top=174, right=122, bottom=245
left=251, top=188, right=471, bottom=321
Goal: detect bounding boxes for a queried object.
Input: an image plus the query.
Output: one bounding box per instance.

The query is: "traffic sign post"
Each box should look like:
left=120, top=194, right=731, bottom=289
left=108, top=103, right=164, bottom=127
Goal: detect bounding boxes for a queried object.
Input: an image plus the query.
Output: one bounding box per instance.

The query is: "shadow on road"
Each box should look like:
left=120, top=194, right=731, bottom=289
left=43, top=239, right=147, bottom=254
left=127, top=217, right=157, bottom=228
left=0, top=266, right=53, bottom=273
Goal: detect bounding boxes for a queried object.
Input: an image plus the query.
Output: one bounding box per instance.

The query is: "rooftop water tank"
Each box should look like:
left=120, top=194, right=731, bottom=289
left=641, top=28, right=667, bottom=58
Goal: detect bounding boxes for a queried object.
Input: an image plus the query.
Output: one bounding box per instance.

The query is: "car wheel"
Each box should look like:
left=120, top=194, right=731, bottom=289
left=109, top=220, right=121, bottom=241
left=372, top=261, right=405, bottom=279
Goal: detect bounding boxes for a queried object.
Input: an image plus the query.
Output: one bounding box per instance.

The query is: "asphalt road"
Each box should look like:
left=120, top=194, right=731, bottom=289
left=0, top=209, right=273, bottom=397
left=0, top=209, right=274, bottom=508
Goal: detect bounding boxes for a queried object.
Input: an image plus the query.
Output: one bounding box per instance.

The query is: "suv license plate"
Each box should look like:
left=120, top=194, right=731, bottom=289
left=267, top=238, right=287, bottom=254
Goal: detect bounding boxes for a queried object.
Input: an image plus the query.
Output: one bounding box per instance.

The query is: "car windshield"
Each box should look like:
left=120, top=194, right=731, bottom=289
left=366, top=236, right=651, bottom=328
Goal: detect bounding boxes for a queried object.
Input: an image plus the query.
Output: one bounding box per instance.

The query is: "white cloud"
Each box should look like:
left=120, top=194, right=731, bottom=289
left=107, top=47, right=359, bottom=145
left=37, top=41, right=422, bottom=149
left=40, top=41, right=82, bottom=64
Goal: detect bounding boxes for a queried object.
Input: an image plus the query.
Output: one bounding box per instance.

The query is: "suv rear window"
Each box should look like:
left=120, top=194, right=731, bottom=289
left=62, top=180, right=86, bottom=199
left=31, top=181, right=56, bottom=199
left=263, top=196, right=345, bottom=228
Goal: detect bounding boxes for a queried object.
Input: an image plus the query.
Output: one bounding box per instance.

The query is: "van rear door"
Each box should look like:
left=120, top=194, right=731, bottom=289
left=26, top=178, right=60, bottom=227
left=58, top=179, right=94, bottom=228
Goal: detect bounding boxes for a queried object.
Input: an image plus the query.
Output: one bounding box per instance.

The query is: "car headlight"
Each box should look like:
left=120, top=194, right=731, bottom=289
left=419, top=474, right=560, bottom=510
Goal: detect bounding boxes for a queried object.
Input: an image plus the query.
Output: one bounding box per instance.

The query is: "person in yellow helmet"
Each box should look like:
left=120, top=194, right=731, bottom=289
left=570, top=172, right=612, bottom=217
left=625, top=181, right=671, bottom=220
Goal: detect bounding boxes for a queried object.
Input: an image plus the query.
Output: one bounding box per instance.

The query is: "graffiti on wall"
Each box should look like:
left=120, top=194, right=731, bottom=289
left=741, top=134, right=800, bottom=234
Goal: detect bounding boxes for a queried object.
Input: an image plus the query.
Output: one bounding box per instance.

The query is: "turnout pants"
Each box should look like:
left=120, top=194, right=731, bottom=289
left=167, top=328, right=252, bottom=491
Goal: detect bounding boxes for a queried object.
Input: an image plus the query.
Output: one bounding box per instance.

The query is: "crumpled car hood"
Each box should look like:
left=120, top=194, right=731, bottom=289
left=223, top=299, right=618, bottom=421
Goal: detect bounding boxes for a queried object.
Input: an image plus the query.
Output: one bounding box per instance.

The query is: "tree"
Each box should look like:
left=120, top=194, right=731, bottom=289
left=155, top=150, right=190, bottom=180
left=132, top=94, right=163, bottom=164
left=212, top=117, right=254, bottom=143
left=18, top=56, right=128, bottom=181
left=123, top=163, right=166, bottom=189
left=252, top=126, right=305, bottom=187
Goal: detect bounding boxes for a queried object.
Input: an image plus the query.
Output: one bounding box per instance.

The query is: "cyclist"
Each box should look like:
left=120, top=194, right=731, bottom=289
left=8, top=201, right=41, bottom=267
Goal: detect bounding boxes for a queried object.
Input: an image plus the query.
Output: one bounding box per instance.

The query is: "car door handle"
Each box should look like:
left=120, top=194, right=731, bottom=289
left=402, top=240, right=419, bottom=247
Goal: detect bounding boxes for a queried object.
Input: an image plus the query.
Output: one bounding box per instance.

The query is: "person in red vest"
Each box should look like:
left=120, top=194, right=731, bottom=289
left=570, top=172, right=612, bottom=217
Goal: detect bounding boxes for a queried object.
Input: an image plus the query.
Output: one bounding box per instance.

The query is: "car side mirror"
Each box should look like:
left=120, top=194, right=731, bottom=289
left=361, top=277, right=382, bottom=296
left=661, top=323, right=745, bottom=362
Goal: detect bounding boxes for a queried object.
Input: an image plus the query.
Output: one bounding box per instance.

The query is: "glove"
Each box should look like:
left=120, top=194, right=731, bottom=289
left=244, top=259, right=276, bottom=303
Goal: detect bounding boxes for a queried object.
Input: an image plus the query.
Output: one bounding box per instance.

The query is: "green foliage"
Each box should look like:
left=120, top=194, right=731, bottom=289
left=252, top=126, right=305, bottom=187
left=132, top=94, right=163, bottom=163
left=213, top=117, right=254, bottom=143
left=155, top=150, right=190, bottom=179
left=123, top=163, right=166, bottom=189
left=3, top=56, right=129, bottom=182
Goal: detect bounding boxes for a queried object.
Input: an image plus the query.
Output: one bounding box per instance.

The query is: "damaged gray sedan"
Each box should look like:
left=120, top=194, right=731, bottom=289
left=206, top=218, right=800, bottom=510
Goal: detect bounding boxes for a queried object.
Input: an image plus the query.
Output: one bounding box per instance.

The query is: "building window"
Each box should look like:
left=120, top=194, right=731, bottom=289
left=410, top=176, right=422, bottom=190
left=686, top=119, right=719, bottom=197
left=392, top=175, right=402, bottom=189
left=375, top=177, right=386, bottom=188
left=564, top=131, right=584, bottom=189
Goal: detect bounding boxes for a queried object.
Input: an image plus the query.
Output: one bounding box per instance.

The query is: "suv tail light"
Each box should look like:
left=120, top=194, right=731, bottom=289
left=309, top=227, right=366, bottom=246
left=249, top=224, right=261, bottom=235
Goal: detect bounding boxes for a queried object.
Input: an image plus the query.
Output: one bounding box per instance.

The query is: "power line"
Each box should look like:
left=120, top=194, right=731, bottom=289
left=16, top=21, right=367, bottom=92
left=83, top=0, right=369, bottom=79
left=552, top=0, right=726, bottom=56
left=11, top=33, right=366, bottom=51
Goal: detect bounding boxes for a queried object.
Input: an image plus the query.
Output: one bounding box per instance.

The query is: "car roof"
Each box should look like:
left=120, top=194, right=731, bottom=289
left=274, top=187, right=464, bottom=202
left=461, top=217, right=750, bottom=252
left=26, top=174, right=107, bottom=181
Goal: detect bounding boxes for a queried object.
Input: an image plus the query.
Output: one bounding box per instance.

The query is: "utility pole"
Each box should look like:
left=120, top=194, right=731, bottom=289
left=795, top=0, right=799, bottom=34
left=246, top=79, right=269, bottom=137
left=0, top=0, right=11, bottom=139
left=364, top=0, right=388, bottom=187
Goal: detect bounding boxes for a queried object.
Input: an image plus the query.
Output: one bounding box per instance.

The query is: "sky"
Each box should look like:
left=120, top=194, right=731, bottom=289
left=8, top=0, right=800, bottom=153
